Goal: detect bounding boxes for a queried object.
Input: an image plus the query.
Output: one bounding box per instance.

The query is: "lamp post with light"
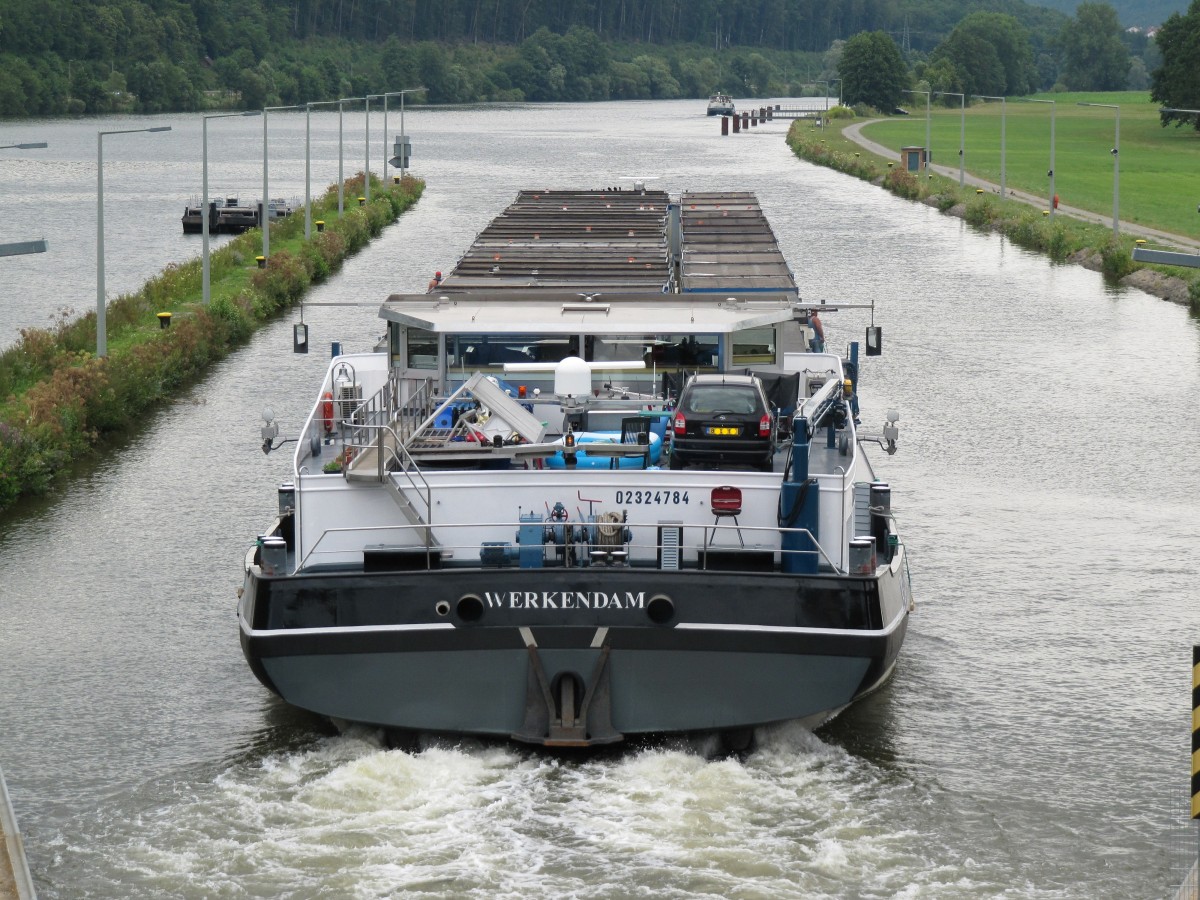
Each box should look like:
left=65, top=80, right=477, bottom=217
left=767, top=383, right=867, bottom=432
left=934, top=91, right=966, bottom=187
left=1017, top=98, right=1056, bottom=218
left=304, top=99, right=343, bottom=239
left=1078, top=101, right=1120, bottom=234
left=973, top=95, right=1006, bottom=196
left=1, top=142, right=49, bottom=257
left=203, top=111, right=260, bottom=306
left=97, top=125, right=171, bottom=357
left=262, top=104, right=303, bottom=263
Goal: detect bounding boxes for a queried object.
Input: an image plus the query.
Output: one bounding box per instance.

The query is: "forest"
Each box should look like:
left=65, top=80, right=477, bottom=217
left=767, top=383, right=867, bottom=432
left=0, top=0, right=1163, bottom=117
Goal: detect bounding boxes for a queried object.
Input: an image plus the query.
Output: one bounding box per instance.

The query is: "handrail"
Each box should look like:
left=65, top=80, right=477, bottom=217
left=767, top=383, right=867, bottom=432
left=295, top=517, right=841, bottom=572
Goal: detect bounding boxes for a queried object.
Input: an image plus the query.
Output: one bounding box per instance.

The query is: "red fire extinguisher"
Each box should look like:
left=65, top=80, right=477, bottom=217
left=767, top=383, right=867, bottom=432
left=322, top=391, right=334, bottom=432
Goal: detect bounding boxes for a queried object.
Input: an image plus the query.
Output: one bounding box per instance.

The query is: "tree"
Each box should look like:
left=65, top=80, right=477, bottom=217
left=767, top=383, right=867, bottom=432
left=941, top=12, right=1037, bottom=95
left=838, top=31, right=908, bottom=112
left=930, top=30, right=1005, bottom=97
left=1151, top=0, right=1200, bottom=131
left=1059, top=3, right=1129, bottom=91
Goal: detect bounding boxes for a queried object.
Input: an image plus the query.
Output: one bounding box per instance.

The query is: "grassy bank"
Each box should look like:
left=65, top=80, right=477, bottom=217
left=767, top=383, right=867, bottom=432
left=861, top=91, right=1200, bottom=240
left=0, top=174, right=424, bottom=512
left=787, top=116, right=1200, bottom=304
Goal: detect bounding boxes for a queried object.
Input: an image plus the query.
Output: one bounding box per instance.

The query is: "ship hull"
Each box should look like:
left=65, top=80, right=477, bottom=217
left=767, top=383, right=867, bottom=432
left=240, top=552, right=909, bottom=745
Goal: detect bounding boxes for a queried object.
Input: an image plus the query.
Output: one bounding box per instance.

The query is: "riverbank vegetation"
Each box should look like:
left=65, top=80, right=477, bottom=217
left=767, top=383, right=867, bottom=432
left=0, top=175, right=424, bottom=512
left=786, top=116, right=1200, bottom=303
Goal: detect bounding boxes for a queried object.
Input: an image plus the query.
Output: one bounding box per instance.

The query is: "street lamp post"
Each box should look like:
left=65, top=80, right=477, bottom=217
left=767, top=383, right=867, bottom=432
left=935, top=91, right=966, bottom=187
left=902, top=89, right=931, bottom=175
left=304, top=99, right=343, bottom=239
left=263, top=104, right=303, bottom=263
left=973, top=95, right=1006, bottom=197
left=97, top=125, right=171, bottom=357
left=364, top=95, right=371, bottom=202
left=1, top=142, right=49, bottom=257
left=1019, top=98, right=1056, bottom=218
left=203, top=111, right=260, bottom=306
left=1078, top=102, right=1120, bottom=235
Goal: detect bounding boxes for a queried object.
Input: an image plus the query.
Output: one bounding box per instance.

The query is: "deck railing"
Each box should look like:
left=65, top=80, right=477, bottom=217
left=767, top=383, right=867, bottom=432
left=296, top=517, right=844, bottom=574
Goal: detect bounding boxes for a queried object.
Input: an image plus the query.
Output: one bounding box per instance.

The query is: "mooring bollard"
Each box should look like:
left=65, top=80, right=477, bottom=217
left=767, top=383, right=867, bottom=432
left=157, top=312, right=172, bottom=329
left=358, top=196, right=366, bottom=206
left=751, top=111, right=757, bottom=126
left=732, top=114, right=740, bottom=133
left=721, top=116, right=729, bottom=136
left=393, top=175, right=401, bottom=184
left=316, top=220, right=325, bottom=232
left=742, top=112, right=749, bottom=130
left=256, top=255, right=266, bottom=269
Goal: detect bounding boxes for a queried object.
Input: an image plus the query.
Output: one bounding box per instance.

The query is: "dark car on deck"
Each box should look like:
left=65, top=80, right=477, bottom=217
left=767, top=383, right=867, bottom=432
left=668, top=374, right=775, bottom=471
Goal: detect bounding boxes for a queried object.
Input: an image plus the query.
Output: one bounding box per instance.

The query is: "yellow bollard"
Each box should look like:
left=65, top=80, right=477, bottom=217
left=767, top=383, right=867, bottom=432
left=316, top=220, right=325, bottom=232
left=256, top=256, right=266, bottom=269
left=157, top=312, right=172, bottom=329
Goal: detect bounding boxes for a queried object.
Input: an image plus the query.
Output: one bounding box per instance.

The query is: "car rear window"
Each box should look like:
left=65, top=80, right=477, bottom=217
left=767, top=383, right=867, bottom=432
left=681, top=385, right=762, bottom=415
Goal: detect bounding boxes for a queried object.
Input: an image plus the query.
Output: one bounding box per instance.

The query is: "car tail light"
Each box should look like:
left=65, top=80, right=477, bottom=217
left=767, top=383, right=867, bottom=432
left=673, top=413, right=686, bottom=436
left=759, top=414, right=771, bottom=437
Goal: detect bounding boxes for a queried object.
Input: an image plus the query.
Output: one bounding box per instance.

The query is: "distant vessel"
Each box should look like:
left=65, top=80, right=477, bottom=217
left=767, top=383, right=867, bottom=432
left=181, top=196, right=269, bottom=234
left=707, top=92, right=735, bottom=116
left=239, top=188, right=911, bottom=750
left=265, top=197, right=297, bottom=220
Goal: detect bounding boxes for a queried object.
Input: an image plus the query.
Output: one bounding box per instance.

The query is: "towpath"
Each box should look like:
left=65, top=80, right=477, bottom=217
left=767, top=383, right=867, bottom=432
left=842, top=119, right=1200, bottom=254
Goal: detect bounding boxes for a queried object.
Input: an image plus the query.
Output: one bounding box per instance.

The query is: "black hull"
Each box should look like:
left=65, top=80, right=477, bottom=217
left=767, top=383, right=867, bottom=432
left=239, top=555, right=910, bottom=747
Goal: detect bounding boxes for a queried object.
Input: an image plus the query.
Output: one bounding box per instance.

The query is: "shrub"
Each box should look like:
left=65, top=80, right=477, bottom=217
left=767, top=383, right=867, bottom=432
left=1046, top=222, right=1072, bottom=261
left=933, top=192, right=959, bottom=212
left=1100, top=237, right=1134, bottom=280
left=964, top=195, right=997, bottom=228
left=883, top=168, right=921, bottom=200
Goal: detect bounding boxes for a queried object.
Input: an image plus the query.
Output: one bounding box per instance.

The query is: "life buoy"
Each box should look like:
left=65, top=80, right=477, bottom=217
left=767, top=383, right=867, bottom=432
left=322, top=392, right=334, bottom=432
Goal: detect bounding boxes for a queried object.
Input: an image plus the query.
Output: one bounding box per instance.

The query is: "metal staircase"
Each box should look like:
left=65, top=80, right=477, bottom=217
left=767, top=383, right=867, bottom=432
left=338, top=370, right=550, bottom=550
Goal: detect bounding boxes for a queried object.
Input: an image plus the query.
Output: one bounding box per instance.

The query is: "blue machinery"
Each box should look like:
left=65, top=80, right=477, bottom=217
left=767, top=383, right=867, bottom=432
left=480, top=502, right=633, bottom=569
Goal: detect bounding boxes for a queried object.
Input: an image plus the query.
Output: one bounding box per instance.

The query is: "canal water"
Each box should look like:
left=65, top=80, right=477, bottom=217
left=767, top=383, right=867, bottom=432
left=1, top=100, right=1198, bottom=898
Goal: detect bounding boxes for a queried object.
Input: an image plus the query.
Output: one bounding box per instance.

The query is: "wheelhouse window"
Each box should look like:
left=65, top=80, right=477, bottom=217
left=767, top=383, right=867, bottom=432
left=446, top=333, right=579, bottom=372
left=585, top=334, right=719, bottom=369
left=406, top=327, right=438, bottom=369
left=732, top=326, right=776, bottom=366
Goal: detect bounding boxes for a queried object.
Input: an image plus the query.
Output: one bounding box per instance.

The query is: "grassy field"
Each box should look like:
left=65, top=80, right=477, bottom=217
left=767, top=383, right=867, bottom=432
left=859, top=91, right=1200, bottom=240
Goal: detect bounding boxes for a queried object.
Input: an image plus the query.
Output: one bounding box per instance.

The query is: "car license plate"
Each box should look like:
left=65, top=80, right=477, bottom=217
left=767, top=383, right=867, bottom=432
left=707, top=426, right=740, bottom=436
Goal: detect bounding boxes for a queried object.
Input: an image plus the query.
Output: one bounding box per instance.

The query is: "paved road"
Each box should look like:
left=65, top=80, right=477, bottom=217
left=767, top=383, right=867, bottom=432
left=843, top=119, right=1200, bottom=254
